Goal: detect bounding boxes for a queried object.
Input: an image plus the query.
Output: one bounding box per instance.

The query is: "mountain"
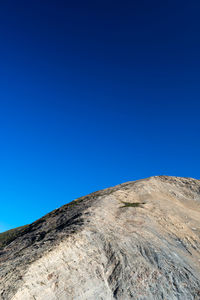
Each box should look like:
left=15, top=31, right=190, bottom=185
left=0, top=176, right=200, bottom=300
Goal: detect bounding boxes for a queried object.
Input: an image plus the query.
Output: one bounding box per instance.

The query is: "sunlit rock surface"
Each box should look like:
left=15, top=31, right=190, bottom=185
left=0, top=176, right=200, bottom=300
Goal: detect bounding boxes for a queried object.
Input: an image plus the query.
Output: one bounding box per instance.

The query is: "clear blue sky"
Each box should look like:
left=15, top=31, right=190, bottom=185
left=0, top=0, right=200, bottom=232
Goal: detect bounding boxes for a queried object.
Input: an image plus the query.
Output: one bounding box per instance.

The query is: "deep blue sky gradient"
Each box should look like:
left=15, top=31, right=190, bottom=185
left=0, top=0, right=200, bottom=231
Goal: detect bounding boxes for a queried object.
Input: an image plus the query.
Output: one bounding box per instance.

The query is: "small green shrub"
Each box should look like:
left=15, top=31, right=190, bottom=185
left=120, top=201, right=145, bottom=208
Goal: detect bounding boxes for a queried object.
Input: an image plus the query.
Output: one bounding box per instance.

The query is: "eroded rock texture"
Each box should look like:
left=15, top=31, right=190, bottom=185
left=0, top=176, right=200, bottom=300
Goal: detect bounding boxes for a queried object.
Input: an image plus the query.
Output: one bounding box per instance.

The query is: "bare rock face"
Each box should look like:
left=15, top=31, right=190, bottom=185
left=0, top=176, right=200, bottom=300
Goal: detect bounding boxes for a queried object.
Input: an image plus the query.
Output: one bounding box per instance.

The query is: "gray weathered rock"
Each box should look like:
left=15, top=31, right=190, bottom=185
left=0, top=176, right=200, bottom=299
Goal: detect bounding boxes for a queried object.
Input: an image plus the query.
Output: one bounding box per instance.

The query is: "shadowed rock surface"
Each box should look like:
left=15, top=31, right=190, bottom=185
left=0, top=176, right=200, bottom=300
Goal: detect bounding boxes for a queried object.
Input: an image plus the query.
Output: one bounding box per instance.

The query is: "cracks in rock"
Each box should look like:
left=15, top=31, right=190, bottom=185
left=103, top=241, right=124, bottom=299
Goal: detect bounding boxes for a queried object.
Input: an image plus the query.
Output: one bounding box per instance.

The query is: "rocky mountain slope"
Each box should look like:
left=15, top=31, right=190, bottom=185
left=0, top=176, right=200, bottom=300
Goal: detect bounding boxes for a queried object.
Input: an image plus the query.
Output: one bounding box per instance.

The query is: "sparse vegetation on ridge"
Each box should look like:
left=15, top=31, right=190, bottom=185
left=0, top=225, right=28, bottom=248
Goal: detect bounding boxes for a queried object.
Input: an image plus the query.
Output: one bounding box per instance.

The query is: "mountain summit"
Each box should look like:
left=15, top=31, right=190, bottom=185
left=0, top=176, right=200, bottom=300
